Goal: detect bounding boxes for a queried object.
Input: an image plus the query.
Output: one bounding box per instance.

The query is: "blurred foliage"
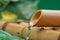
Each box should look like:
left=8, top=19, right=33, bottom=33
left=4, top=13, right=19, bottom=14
left=1, top=11, right=17, bottom=21
left=0, top=30, right=24, bottom=40
left=0, top=0, right=39, bottom=21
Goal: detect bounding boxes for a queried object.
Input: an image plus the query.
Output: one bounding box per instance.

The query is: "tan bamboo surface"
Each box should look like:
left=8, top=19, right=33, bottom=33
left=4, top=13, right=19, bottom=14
left=30, top=9, right=60, bottom=27
left=0, top=21, right=60, bottom=40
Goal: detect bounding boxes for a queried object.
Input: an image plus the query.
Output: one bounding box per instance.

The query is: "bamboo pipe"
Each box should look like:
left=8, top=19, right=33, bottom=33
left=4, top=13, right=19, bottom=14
left=0, top=21, right=60, bottom=40
left=30, top=9, right=60, bottom=27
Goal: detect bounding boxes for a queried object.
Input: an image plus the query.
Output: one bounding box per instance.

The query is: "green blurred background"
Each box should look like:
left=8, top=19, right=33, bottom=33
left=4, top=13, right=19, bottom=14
left=38, top=0, right=60, bottom=10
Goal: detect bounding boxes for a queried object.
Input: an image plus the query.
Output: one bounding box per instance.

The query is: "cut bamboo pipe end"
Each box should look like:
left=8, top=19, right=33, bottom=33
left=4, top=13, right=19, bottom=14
left=30, top=9, right=60, bottom=27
